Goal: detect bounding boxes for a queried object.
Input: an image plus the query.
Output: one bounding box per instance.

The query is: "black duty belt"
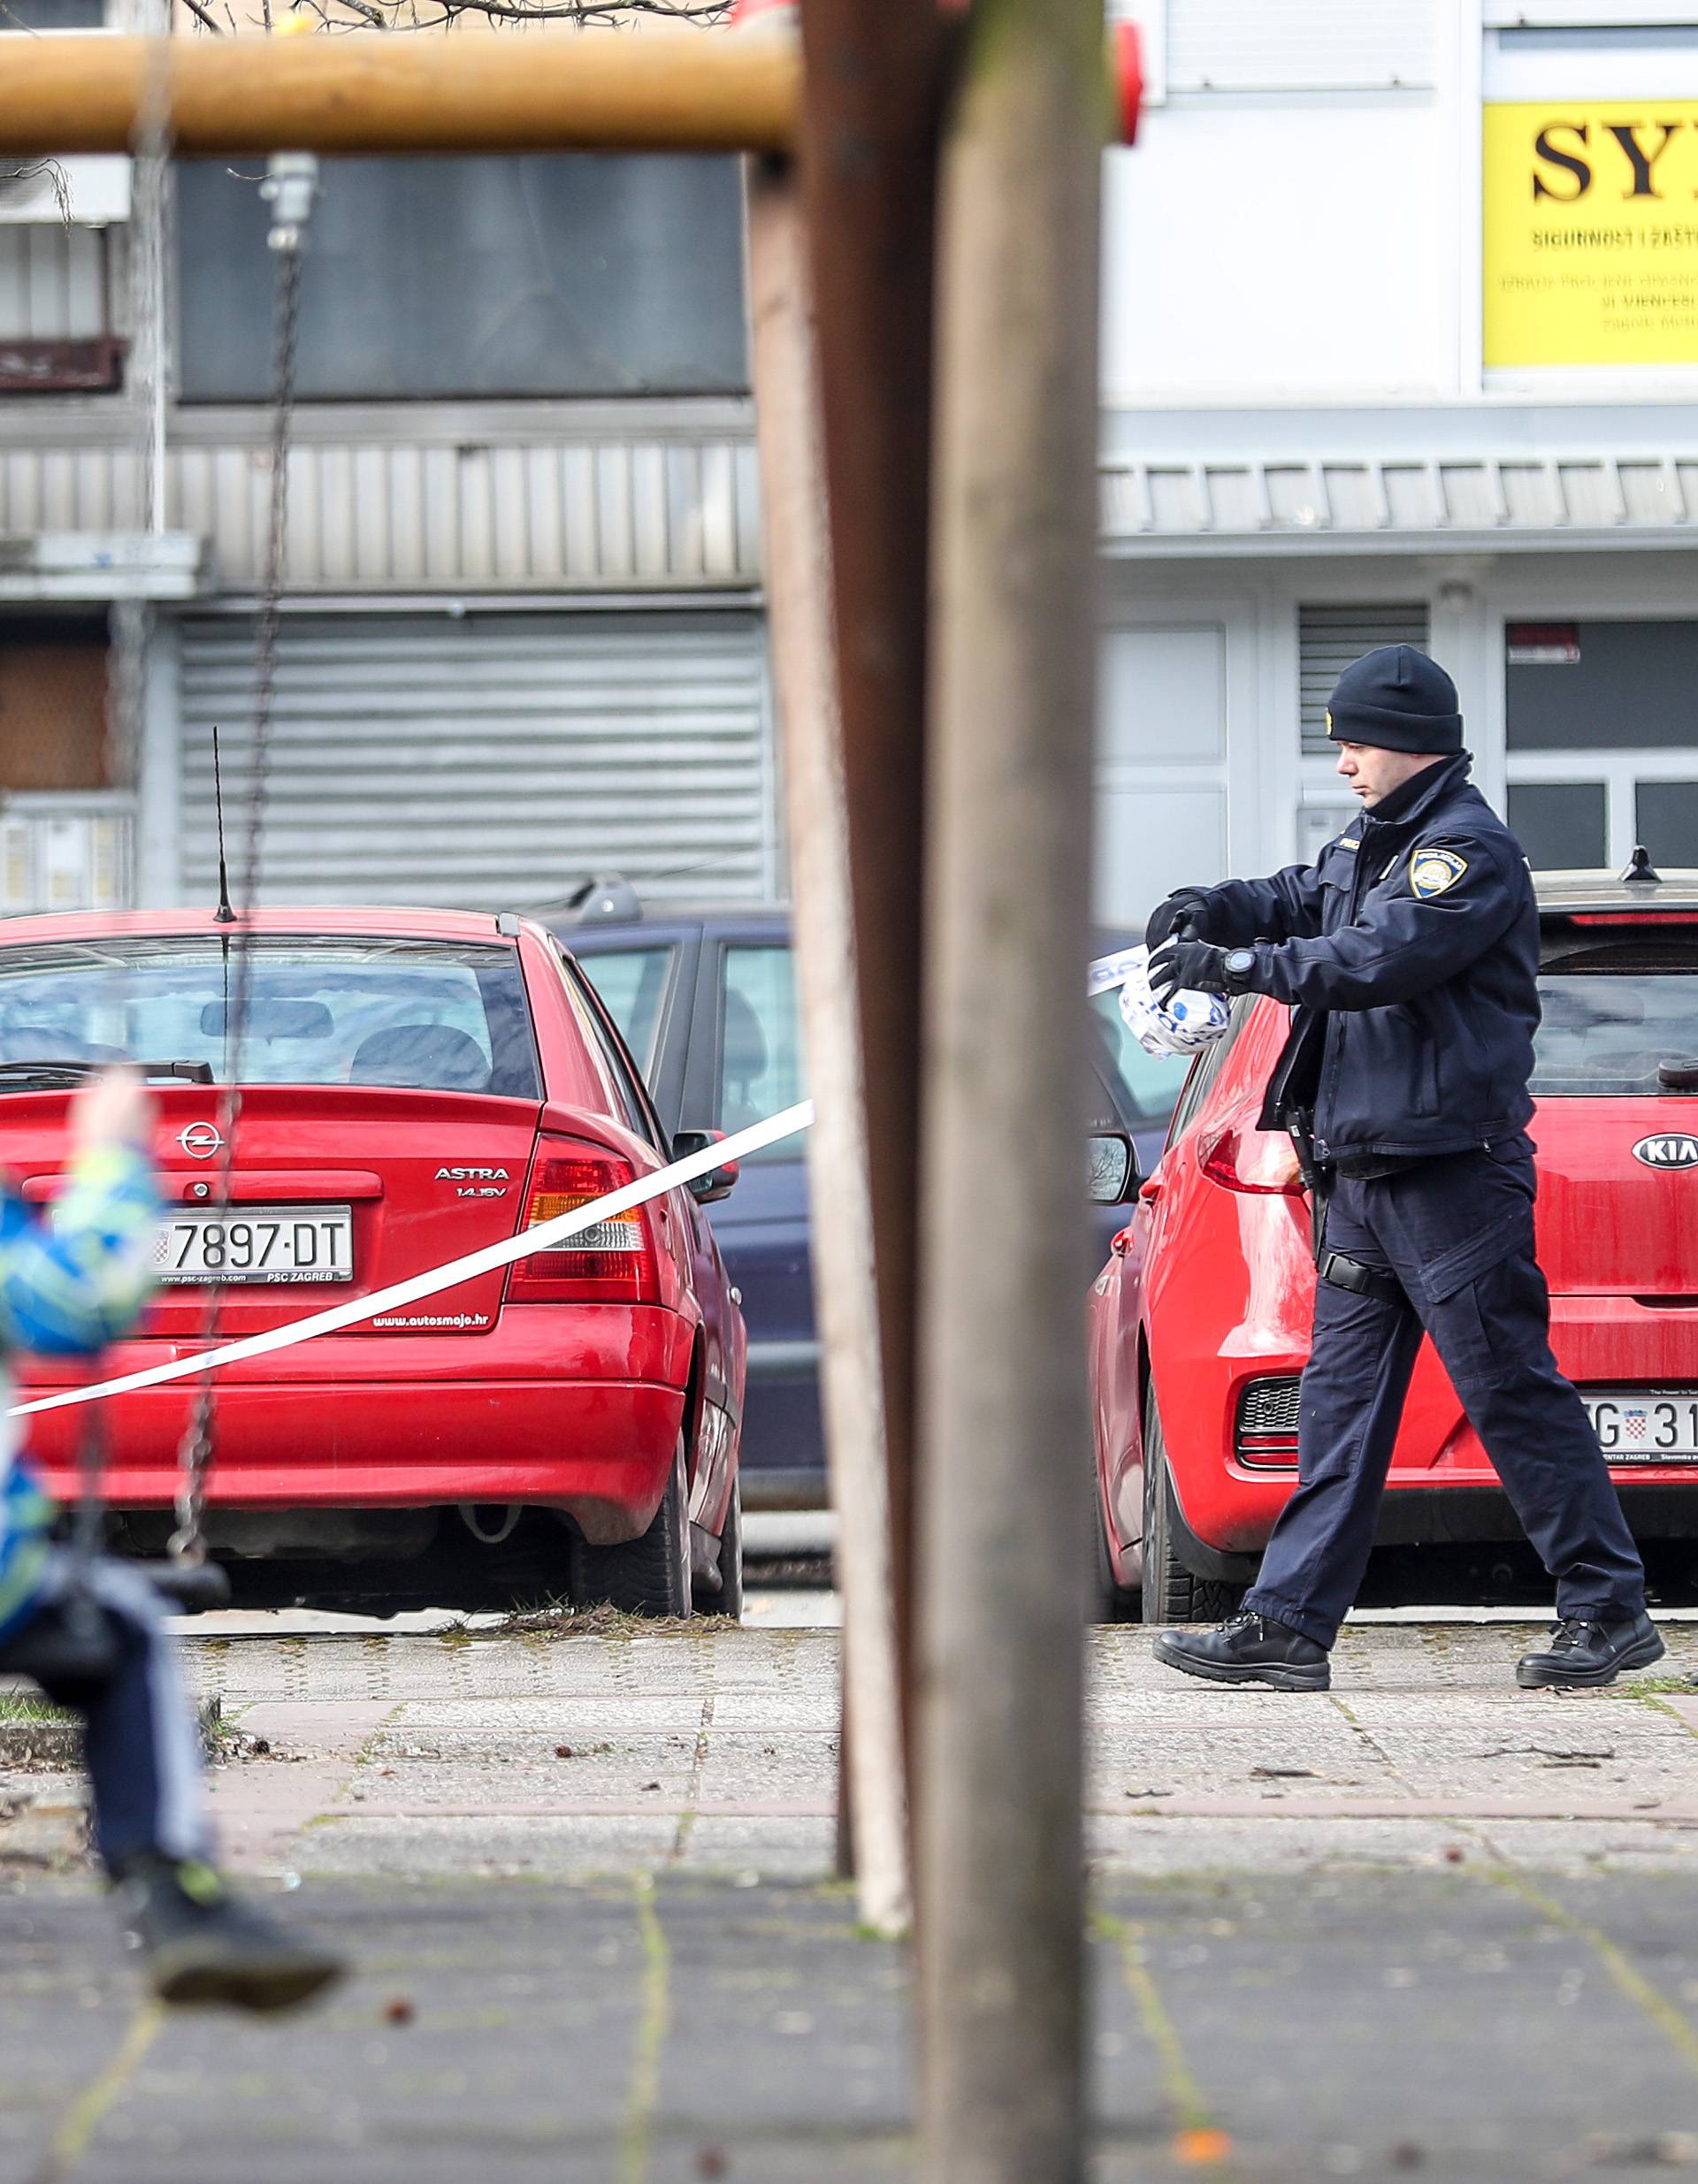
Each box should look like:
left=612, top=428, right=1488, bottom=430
left=1317, top=1249, right=1404, bottom=1308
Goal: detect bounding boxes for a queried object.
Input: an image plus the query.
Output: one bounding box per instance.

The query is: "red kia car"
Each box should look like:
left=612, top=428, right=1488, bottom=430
left=0, top=908, right=746, bottom=1618
left=1090, top=863, right=1698, bottom=1623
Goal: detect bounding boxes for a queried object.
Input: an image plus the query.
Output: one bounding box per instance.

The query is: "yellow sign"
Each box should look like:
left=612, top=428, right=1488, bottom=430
left=1483, top=100, right=1698, bottom=368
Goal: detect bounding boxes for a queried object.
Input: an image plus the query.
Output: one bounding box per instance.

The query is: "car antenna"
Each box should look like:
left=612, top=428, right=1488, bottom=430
left=211, top=722, right=236, bottom=925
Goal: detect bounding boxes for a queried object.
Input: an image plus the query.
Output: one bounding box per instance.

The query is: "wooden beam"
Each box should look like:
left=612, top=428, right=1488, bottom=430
left=0, top=31, right=797, bottom=156
left=795, top=0, right=948, bottom=1863
left=916, top=0, right=1107, bottom=2176
left=744, top=150, right=911, bottom=1938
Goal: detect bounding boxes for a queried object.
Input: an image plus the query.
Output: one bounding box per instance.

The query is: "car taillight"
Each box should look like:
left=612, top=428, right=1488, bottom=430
left=1199, top=1119, right=1306, bottom=1195
left=507, top=1145, right=659, bottom=1304
left=1235, top=1376, right=1301, bottom=1468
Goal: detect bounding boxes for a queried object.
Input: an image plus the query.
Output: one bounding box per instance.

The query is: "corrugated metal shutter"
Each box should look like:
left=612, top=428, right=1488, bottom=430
left=1299, top=604, right=1430, bottom=757
left=1168, top=0, right=1434, bottom=90
left=178, top=610, right=775, bottom=913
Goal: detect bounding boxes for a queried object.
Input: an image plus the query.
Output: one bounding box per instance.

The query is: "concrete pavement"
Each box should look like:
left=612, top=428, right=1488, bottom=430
left=9, top=1616, right=1698, bottom=2180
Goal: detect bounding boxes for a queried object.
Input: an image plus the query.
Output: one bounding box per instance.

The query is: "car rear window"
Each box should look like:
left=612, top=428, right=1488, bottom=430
left=0, top=935, right=540, bottom=1097
left=1535, top=941, right=1698, bottom=1097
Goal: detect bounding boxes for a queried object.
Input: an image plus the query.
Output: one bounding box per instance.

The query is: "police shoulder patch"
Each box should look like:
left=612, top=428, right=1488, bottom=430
left=1410, top=847, right=1468, bottom=900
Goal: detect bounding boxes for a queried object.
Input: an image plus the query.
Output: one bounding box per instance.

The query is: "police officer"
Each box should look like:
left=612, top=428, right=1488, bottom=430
left=1143, top=645, right=1662, bottom=1692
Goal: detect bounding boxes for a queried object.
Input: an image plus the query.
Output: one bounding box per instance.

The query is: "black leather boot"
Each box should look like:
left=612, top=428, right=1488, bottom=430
left=1515, top=1611, right=1665, bottom=1690
left=1152, top=1610, right=1331, bottom=1691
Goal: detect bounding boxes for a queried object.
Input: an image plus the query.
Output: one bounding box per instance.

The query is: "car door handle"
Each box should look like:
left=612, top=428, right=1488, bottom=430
left=1111, top=1228, right=1133, bottom=1256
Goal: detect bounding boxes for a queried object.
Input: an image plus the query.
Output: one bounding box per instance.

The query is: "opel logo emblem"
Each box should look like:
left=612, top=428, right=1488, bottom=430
left=1632, top=1134, right=1698, bottom=1171
left=179, top=1121, right=225, bottom=1160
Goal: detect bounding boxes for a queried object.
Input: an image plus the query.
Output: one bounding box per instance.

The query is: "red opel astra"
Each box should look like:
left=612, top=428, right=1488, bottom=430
left=1090, top=863, right=1698, bottom=1623
left=0, top=908, right=747, bottom=1618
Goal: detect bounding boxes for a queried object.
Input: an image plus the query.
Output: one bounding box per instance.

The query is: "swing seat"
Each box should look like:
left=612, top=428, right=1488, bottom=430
left=0, top=1594, right=119, bottom=1689
left=133, top=1559, right=233, bottom=1613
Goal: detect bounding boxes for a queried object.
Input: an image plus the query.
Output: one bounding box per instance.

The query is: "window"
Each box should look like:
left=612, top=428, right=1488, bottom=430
left=573, top=945, right=677, bottom=1085
left=1637, top=783, right=1698, bottom=871
left=1508, top=783, right=1608, bottom=872
left=1508, top=621, right=1698, bottom=752
left=0, top=614, right=114, bottom=790
left=717, top=944, right=803, bottom=1158
left=555, top=946, right=664, bottom=1150
left=0, top=935, right=541, bottom=1096
left=1088, top=985, right=1189, bottom=1131
left=176, top=155, right=748, bottom=402
left=1534, top=963, right=1698, bottom=1097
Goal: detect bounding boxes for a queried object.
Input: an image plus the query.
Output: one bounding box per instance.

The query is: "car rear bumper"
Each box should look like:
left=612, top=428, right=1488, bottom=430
left=28, top=1378, right=689, bottom=1546
left=1167, top=1308, right=1698, bottom=1564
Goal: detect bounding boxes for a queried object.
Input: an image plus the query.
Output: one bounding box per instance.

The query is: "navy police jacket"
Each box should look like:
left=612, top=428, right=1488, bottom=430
left=1191, top=752, right=1540, bottom=1165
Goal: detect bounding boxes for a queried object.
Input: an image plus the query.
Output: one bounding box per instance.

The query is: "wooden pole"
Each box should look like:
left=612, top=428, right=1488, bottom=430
left=916, top=0, right=1106, bottom=2179
left=743, top=149, right=911, bottom=1938
left=0, top=30, right=796, bottom=155
left=795, top=0, right=948, bottom=1850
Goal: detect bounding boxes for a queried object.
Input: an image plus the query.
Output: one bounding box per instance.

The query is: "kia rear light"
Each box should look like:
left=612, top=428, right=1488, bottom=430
left=1199, top=1119, right=1306, bottom=1195
left=1235, top=1376, right=1301, bottom=1468
left=507, top=1144, right=659, bottom=1304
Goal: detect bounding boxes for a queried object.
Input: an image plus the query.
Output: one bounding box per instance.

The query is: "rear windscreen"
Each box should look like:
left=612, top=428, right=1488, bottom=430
left=0, top=935, right=540, bottom=1097
left=1534, top=958, right=1698, bottom=1098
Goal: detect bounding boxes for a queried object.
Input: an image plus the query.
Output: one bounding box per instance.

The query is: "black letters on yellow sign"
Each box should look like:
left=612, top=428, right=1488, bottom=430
left=1606, top=120, right=1683, bottom=197
left=1532, top=118, right=1688, bottom=201
left=1533, top=121, right=1590, bottom=201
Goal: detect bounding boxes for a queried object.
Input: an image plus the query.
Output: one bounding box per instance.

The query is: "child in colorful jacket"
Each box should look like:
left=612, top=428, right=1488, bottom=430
left=0, top=1070, right=341, bottom=2010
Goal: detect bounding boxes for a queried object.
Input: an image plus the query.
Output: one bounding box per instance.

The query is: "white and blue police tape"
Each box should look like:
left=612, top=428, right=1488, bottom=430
left=1102, top=943, right=1229, bottom=1059
left=9, top=1099, right=815, bottom=1418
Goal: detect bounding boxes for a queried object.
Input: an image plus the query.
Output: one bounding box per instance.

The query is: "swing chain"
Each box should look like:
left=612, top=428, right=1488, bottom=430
left=167, top=158, right=314, bottom=1566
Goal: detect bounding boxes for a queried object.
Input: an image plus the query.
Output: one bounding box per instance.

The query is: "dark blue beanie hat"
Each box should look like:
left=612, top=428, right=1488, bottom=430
left=1327, top=645, right=1462, bottom=755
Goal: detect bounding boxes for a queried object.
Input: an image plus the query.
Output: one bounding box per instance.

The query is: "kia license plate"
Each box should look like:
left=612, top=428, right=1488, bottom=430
left=154, top=1205, right=354, bottom=1285
left=1584, top=1391, right=1698, bottom=1464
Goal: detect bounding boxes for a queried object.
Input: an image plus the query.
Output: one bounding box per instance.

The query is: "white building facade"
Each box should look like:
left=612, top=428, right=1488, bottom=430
left=1092, top=0, right=1698, bottom=925
left=0, top=0, right=1694, bottom=926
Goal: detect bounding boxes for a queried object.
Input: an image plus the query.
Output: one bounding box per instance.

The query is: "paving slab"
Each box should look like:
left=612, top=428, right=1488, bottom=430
left=10, top=1615, right=1698, bottom=2181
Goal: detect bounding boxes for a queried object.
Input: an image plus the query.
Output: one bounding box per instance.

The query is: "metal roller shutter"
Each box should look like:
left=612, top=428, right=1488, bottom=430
left=178, top=610, right=776, bottom=913
left=1298, top=604, right=1430, bottom=758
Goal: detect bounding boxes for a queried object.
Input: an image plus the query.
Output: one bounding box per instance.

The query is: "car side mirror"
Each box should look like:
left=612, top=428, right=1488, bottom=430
left=1088, top=1131, right=1139, bottom=1205
left=675, top=1127, right=740, bottom=1204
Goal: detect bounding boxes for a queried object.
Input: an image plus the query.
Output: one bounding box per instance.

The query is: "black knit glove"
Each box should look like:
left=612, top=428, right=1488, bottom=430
left=1148, top=938, right=1231, bottom=1007
left=1143, top=888, right=1212, bottom=954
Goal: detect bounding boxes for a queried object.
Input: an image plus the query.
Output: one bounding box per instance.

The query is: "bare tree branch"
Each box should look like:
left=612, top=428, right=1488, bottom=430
left=180, top=0, right=734, bottom=31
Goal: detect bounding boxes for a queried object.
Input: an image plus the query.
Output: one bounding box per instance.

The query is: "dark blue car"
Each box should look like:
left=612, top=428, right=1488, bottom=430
left=562, top=887, right=1186, bottom=1509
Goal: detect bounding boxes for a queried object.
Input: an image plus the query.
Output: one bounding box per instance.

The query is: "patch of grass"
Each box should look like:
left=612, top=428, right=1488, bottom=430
left=1623, top=1674, right=1694, bottom=1698
left=0, top=1691, right=70, bottom=1726
left=493, top=1600, right=737, bottom=1641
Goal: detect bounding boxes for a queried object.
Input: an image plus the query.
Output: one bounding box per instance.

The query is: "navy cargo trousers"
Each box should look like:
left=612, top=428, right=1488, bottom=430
left=0, top=1553, right=210, bottom=1872
left=1242, top=1136, right=1647, bottom=1650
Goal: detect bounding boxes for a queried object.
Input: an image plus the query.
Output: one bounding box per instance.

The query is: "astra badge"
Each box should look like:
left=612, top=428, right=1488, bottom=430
left=1633, top=1134, right=1698, bottom=1171
left=178, top=1121, right=224, bottom=1159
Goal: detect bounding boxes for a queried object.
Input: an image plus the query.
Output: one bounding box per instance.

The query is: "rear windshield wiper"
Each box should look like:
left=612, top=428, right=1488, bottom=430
left=134, top=1060, right=216, bottom=1083
left=0, top=1059, right=106, bottom=1089
left=0, top=1058, right=218, bottom=1091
